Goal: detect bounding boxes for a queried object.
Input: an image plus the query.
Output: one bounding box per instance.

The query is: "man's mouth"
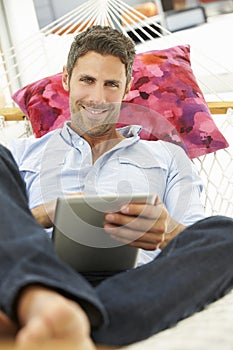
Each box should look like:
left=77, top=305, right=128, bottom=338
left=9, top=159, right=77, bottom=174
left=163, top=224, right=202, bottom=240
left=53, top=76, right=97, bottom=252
left=82, top=105, right=109, bottom=116
left=81, top=105, right=109, bottom=122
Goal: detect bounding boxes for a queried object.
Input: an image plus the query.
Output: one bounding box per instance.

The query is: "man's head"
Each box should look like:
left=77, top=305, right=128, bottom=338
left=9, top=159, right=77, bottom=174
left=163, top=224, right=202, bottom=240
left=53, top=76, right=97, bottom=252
left=62, top=26, right=136, bottom=139
left=66, top=25, right=136, bottom=86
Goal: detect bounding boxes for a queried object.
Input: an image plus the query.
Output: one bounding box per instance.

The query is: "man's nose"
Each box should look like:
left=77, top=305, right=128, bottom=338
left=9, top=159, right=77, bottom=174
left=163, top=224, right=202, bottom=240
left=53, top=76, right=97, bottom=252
left=90, top=85, right=106, bottom=105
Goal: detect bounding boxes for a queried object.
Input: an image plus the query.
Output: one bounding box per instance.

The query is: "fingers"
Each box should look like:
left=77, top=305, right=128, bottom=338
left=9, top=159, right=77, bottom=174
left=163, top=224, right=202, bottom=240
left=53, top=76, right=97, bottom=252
left=105, top=213, right=157, bottom=234
left=104, top=223, right=164, bottom=250
left=65, top=191, right=85, bottom=197
left=105, top=203, right=167, bottom=234
left=120, top=201, right=164, bottom=219
left=104, top=200, right=168, bottom=250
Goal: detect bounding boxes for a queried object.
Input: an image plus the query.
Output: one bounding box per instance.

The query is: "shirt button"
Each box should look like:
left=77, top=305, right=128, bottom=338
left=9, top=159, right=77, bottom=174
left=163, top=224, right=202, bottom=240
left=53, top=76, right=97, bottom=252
left=78, top=140, right=84, bottom=146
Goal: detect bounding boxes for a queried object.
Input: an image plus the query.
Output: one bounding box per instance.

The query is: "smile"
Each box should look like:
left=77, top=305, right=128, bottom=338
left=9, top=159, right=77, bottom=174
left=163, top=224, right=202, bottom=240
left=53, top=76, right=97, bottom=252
left=81, top=105, right=109, bottom=118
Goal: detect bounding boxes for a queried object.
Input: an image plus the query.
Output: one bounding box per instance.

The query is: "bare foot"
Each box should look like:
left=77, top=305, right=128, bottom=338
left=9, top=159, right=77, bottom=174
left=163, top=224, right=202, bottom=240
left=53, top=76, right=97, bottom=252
left=15, top=286, right=97, bottom=350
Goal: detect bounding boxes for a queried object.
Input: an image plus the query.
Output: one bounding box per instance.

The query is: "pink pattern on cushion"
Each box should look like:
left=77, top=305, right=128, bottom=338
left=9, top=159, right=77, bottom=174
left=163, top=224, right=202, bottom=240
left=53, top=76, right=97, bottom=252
left=12, top=45, right=228, bottom=158
left=12, top=73, right=69, bottom=137
left=122, top=45, right=228, bottom=157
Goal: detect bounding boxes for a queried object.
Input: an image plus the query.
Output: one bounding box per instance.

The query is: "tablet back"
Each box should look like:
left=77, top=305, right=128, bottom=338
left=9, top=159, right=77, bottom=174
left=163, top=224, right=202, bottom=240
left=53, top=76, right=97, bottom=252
left=52, top=194, right=155, bottom=272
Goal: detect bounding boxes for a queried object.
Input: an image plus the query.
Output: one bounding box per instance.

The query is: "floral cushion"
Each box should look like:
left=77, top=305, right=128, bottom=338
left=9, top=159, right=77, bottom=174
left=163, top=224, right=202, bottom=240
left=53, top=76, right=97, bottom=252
left=12, top=44, right=228, bottom=159
left=12, top=73, right=70, bottom=136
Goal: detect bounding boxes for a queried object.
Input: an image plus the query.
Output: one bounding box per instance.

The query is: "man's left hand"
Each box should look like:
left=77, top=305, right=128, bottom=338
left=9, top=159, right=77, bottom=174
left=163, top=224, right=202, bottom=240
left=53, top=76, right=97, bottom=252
left=104, top=196, right=186, bottom=250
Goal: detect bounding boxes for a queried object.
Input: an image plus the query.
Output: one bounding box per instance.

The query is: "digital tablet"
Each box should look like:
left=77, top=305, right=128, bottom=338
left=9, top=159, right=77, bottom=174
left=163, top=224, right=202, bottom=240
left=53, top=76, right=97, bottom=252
left=52, top=193, right=156, bottom=272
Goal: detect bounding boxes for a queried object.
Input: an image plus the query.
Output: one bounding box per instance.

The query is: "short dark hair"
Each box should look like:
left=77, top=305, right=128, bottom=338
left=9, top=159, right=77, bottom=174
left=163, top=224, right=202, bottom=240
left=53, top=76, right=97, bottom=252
left=66, top=25, right=136, bottom=85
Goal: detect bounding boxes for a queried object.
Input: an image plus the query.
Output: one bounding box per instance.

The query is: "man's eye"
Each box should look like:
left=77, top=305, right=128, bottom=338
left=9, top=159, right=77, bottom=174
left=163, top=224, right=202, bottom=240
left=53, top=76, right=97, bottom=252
left=80, top=77, right=93, bottom=84
left=106, top=82, right=119, bottom=88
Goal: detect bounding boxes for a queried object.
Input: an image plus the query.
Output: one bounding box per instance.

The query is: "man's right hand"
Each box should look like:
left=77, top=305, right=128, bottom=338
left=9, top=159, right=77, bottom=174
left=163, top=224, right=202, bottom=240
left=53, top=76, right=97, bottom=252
left=31, top=199, right=57, bottom=228
left=31, top=192, right=84, bottom=228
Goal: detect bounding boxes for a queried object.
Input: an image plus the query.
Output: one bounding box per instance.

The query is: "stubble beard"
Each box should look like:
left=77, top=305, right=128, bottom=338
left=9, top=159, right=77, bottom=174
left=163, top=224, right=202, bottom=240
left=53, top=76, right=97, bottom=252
left=70, top=102, right=121, bottom=137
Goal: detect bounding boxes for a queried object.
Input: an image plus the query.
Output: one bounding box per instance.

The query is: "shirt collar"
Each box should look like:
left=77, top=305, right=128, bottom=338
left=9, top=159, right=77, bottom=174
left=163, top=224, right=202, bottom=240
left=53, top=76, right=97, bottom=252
left=60, top=122, right=142, bottom=148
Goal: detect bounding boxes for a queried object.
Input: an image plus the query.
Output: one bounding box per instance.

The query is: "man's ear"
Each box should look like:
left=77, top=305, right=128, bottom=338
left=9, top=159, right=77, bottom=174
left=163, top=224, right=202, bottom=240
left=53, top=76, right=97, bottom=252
left=62, top=66, right=69, bottom=91
left=123, top=77, right=134, bottom=100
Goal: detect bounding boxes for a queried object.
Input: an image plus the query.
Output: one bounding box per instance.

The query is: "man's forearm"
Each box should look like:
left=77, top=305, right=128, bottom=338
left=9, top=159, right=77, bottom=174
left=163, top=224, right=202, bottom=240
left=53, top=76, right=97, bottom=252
left=31, top=200, right=57, bottom=228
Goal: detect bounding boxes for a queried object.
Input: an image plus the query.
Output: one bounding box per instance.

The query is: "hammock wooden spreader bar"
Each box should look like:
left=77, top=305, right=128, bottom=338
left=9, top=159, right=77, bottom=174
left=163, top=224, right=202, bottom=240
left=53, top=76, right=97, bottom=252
left=1, top=102, right=233, bottom=122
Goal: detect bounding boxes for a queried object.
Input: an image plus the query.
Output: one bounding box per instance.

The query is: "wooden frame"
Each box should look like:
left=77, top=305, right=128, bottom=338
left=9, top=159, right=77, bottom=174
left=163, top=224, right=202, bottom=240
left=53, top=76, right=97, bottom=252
left=206, top=101, right=233, bottom=115
left=0, top=107, right=26, bottom=121
left=1, top=102, right=233, bottom=123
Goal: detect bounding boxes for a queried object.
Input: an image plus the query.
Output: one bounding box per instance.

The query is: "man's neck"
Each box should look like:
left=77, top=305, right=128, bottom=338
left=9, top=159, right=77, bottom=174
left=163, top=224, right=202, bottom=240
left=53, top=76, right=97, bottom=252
left=87, top=131, right=124, bottom=163
left=69, top=123, right=125, bottom=163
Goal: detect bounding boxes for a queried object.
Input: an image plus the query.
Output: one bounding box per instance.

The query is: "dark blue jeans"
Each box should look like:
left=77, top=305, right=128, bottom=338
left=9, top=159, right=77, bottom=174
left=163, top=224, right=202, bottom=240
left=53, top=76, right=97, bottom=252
left=0, top=145, right=232, bottom=346
left=94, top=215, right=233, bottom=344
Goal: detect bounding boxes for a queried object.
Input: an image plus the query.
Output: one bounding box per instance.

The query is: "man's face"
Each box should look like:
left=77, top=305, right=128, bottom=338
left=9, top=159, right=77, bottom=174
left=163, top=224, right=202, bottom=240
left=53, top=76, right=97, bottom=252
left=62, top=51, right=132, bottom=136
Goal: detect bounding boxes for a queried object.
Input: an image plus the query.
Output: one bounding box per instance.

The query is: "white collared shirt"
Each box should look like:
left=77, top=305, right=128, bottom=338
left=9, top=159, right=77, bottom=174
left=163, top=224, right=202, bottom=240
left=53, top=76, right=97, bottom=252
left=9, top=123, right=205, bottom=266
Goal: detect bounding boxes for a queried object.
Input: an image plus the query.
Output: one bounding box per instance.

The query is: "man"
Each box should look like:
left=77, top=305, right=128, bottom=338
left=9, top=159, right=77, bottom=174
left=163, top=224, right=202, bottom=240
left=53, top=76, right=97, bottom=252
left=4, top=25, right=233, bottom=347
left=9, top=26, right=204, bottom=268
left=1, top=142, right=233, bottom=349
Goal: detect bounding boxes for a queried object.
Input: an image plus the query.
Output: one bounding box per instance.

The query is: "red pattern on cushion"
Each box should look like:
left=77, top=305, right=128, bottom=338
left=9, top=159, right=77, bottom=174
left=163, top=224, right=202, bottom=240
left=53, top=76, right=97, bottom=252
left=12, top=45, right=228, bottom=159
left=122, top=45, right=228, bottom=158
left=13, top=73, right=69, bottom=136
